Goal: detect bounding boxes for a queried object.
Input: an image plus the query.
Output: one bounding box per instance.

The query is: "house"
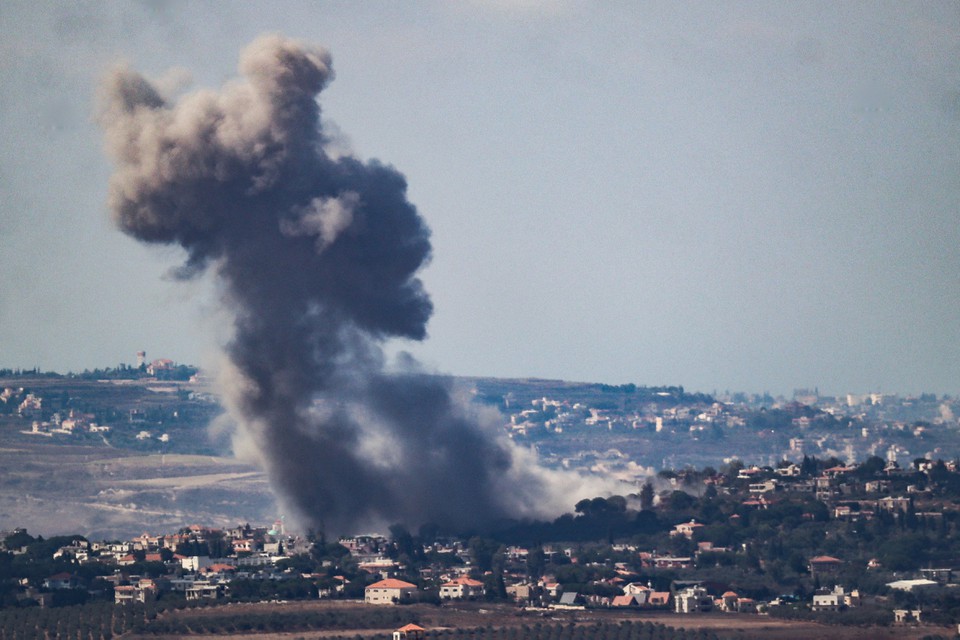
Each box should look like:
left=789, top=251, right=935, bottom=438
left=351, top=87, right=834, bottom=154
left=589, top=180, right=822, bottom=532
left=648, top=591, right=671, bottom=606
left=719, top=591, right=739, bottom=612
left=232, top=538, right=259, bottom=554
left=43, top=573, right=78, bottom=590
left=147, top=359, right=174, bottom=376
left=808, top=556, right=843, bottom=576
left=394, top=623, right=426, bottom=640
left=612, top=594, right=639, bottom=607
left=748, top=479, right=778, bottom=494
left=878, top=496, right=912, bottom=513
left=358, top=558, right=401, bottom=576
left=181, top=556, right=214, bottom=572
left=623, top=582, right=652, bottom=604
left=186, top=581, right=221, bottom=600
left=201, top=563, right=236, bottom=576
left=114, top=580, right=157, bottom=605
left=263, top=541, right=283, bottom=555
left=864, top=480, right=891, bottom=493
left=671, top=520, right=705, bottom=538
left=506, top=582, right=533, bottom=601
left=365, top=578, right=417, bottom=605
left=675, top=586, right=712, bottom=613
left=114, top=586, right=139, bottom=605
left=653, top=556, right=693, bottom=570
left=53, top=544, right=89, bottom=562
left=823, top=465, right=853, bottom=478
left=737, top=598, right=759, bottom=613
left=812, top=587, right=843, bottom=612
left=844, top=590, right=862, bottom=607
left=777, top=464, right=801, bottom=477
left=833, top=505, right=853, bottom=519
left=439, top=576, right=485, bottom=599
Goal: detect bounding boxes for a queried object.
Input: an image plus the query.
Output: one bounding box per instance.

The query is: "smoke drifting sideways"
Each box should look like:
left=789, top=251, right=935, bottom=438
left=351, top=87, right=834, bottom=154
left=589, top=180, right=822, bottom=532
left=99, top=35, right=611, bottom=535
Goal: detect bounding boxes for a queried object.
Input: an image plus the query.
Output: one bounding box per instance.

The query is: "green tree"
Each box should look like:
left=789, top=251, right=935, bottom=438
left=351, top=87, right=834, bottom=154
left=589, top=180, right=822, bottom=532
left=640, top=483, right=655, bottom=511
left=526, top=546, right=546, bottom=579
left=468, top=537, right=501, bottom=574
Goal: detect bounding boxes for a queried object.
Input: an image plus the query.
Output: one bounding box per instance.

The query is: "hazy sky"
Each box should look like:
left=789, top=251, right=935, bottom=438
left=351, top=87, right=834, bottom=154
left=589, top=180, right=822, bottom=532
left=1, top=1, right=958, bottom=396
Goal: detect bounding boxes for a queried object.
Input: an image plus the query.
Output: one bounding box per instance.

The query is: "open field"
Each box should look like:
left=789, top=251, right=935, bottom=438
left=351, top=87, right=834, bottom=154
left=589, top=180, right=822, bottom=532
left=0, top=427, right=275, bottom=538
left=0, top=375, right=281, bottom=537
left=120, top=601, right=960, bottom=640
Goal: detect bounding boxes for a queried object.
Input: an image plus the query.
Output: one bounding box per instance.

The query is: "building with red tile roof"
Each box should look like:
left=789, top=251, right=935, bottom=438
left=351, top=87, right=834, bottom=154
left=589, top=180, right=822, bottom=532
left=365, top=578, right=418, bottom=605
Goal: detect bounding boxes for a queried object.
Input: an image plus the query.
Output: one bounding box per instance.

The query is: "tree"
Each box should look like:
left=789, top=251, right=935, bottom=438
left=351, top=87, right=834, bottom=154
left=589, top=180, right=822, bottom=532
left=723, top=460, right=745, bottom=479
left=640, top=480, right=654, bottom=510
left=526, top=546, right=546, bottom=579
left=667, top=490, right=695, bottom=511
left=388, top=524, right=417, bottom=563
left=468, top=537, right=501, bottom=574
left=857, top=456, right=885, bottom=478
left=3, top=530, right=35, bottom=551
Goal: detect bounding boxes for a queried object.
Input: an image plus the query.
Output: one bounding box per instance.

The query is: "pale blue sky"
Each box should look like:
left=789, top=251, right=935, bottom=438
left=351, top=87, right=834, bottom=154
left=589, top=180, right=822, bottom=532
left=1, top=1, right=958, bottom=396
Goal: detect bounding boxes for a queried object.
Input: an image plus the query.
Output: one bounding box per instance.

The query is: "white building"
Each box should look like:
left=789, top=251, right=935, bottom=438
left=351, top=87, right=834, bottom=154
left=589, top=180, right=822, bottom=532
left=675, top=586, right=712, bottom=613
left=365, top=578, right=418, bottom=605
left=439, top=576, right=485, bottom=599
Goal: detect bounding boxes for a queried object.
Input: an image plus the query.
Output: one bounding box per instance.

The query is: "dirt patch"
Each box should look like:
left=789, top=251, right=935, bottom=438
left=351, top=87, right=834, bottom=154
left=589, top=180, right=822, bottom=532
left=131, top=601, right=958, bottom=640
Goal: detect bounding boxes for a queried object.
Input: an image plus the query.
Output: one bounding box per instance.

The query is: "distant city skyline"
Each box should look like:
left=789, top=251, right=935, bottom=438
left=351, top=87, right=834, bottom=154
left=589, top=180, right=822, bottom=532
left=1, top=2, right=958, bottom=397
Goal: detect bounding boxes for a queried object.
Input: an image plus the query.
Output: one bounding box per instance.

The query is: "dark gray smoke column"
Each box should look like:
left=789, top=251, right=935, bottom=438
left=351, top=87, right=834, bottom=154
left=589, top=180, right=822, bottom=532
left=99, top=35, right=594, bottom=534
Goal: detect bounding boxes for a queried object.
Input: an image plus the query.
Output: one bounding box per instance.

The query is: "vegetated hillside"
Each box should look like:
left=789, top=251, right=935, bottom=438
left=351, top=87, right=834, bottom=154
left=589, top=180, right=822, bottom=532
left=0, top=375, right=224, bottom=455
left=464, top=377, right=711, bottom=411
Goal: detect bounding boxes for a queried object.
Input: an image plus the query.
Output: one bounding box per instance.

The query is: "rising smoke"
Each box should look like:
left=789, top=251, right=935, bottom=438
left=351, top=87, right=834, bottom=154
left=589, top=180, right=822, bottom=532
left=99, top=35, right=608, bottom=534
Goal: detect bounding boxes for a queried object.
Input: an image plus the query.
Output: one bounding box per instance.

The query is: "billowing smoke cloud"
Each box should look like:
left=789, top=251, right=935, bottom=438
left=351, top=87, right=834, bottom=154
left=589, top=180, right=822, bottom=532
left=99, top=34, right=609, bottom=534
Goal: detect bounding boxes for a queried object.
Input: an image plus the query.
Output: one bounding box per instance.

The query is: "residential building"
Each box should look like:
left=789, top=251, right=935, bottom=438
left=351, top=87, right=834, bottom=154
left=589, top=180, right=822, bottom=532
left=365, top=578, right=417, bottom=605
left=808, top=556, right=843, bottom=576
left=675, top=586, right=712, bottom=613
left=439, top=576, right=484, bottom=600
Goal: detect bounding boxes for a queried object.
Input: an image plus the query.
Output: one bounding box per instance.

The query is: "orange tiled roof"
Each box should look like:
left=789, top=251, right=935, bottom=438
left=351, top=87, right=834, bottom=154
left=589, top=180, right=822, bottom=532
left=367, top=578, right=417, bottom=589
left=442, top=577, right=484, bottom=587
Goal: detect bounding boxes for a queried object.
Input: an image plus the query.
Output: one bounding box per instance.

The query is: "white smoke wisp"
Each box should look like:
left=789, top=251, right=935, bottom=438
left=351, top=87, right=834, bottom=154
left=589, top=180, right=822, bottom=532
left=99, top=34, right=614, bottom=536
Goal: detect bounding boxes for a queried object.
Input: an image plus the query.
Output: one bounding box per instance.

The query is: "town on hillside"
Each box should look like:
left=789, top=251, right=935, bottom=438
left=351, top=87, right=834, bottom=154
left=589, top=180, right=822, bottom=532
left=3, top=365, right=960, bottom=635
left=4, top=455, right=960, bottom=633
left=3, top=365, right=958, bottom=476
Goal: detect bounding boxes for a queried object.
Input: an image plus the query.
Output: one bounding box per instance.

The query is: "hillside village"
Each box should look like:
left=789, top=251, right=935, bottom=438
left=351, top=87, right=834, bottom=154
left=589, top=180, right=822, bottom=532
left=3, top=368, right=959, bottom=477
left=4, top=455, right=960, bottom=631
left=476, top=379, right=960, bottom=478
left=4, top=368, right=960, bottom=634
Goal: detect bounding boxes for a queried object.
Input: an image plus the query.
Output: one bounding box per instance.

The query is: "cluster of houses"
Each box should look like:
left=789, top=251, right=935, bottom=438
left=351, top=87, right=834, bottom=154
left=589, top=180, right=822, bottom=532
left=503, top=385, right=960, bottom=477
left=0, top=385, right=113, bottom=437
left=1, top=522, right=300, bottom=606
left=14, top=401, right=111, bottom=437
left=731, top=460, right=957, bottom=502
left=2, top=516, right=954, bottom=625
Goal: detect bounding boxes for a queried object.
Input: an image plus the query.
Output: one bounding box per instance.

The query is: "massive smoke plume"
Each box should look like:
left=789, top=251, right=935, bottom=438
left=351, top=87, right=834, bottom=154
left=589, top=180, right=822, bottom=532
left=99, top=35, right=607, bottom=534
